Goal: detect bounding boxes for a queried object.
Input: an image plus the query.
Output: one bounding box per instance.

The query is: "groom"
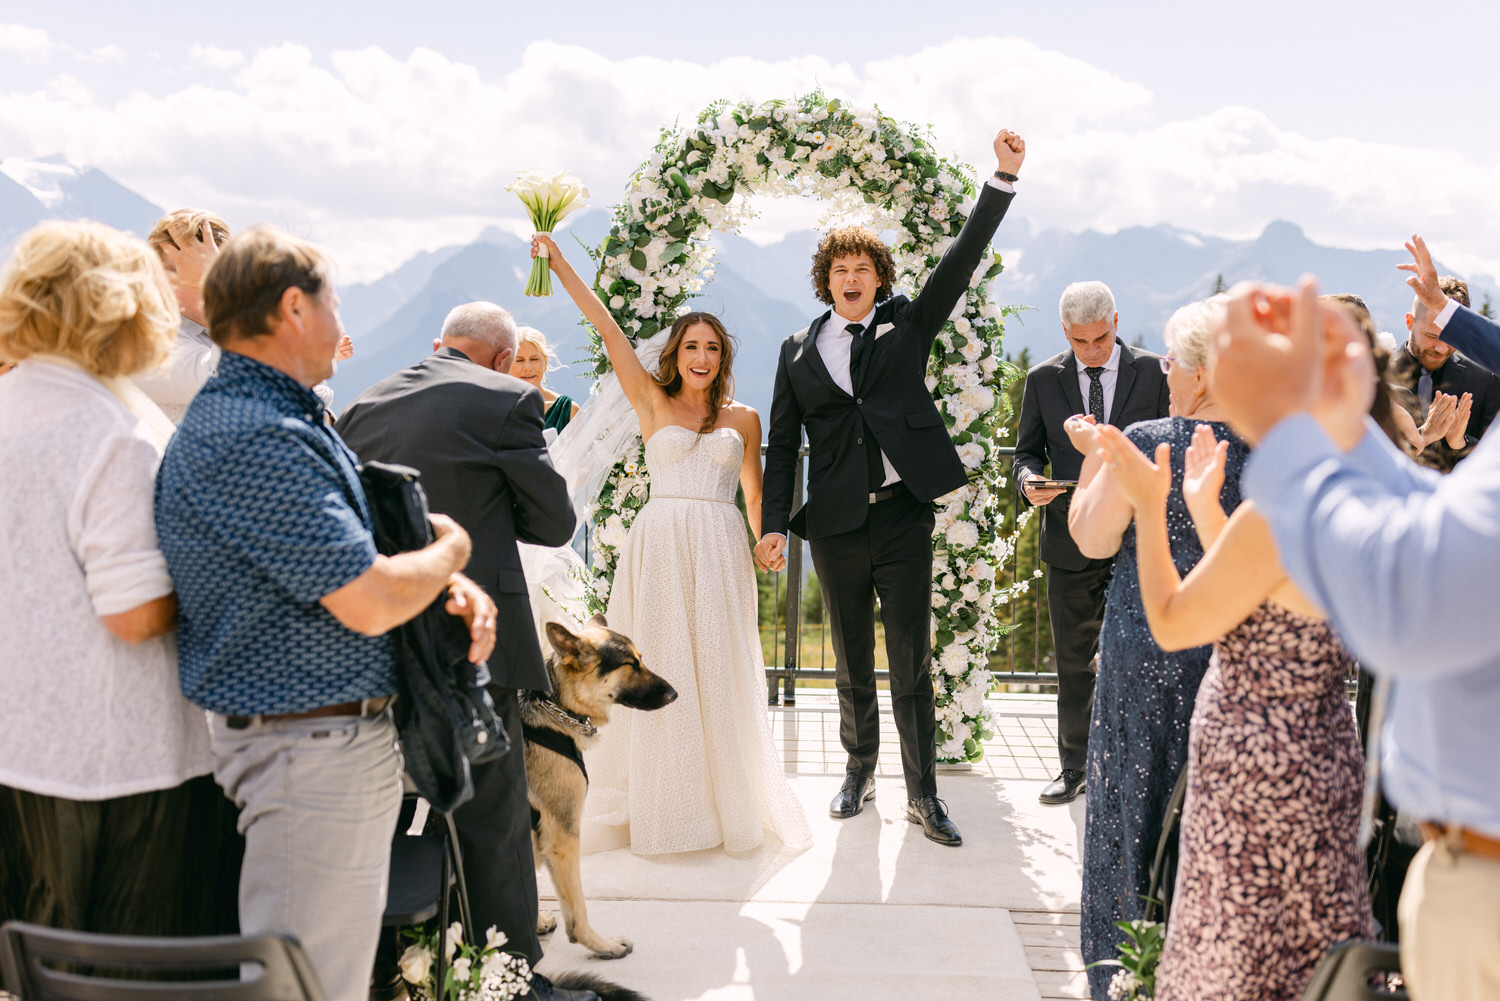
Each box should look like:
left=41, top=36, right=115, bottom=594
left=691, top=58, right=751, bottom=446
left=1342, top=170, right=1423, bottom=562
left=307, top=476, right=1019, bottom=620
left=756, top=129, right=1025, bottom=847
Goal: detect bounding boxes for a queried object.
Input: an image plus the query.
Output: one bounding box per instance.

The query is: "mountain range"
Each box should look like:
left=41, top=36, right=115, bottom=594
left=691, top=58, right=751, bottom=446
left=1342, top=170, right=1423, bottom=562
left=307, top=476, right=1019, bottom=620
left=3, top=157, right=1494, bottom=422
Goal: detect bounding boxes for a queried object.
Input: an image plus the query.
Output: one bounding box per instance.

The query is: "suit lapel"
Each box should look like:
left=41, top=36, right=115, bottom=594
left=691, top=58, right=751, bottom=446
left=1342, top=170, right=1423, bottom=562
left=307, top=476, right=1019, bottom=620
left=797, top=311, right=851, bottom=399
left=1058, top=352, right=1085, bottom=415
left=1110, top=344, right=1138, bottom=428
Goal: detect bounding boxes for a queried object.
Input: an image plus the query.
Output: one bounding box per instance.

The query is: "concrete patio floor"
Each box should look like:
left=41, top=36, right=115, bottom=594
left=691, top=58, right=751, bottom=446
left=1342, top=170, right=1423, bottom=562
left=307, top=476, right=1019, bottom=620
left=534, top=692, right=1090, bottom=1001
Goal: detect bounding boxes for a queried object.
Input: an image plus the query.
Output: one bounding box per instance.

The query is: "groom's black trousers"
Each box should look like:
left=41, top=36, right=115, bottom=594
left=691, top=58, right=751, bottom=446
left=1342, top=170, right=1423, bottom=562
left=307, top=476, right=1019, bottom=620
left=808, top=484, right=938, bottom=800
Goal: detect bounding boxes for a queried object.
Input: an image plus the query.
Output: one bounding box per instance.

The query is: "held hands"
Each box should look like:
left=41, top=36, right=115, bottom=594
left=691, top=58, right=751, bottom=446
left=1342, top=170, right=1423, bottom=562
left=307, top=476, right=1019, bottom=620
left=1094, top=426, right=1171, bottom=511
left=445, top=573, right=498, bottom=664
left=1181, top=424, right=1228, bottom=525
left=754, top=534, right=787, bottom=573
left=994, top=129, right=1025, bottom=176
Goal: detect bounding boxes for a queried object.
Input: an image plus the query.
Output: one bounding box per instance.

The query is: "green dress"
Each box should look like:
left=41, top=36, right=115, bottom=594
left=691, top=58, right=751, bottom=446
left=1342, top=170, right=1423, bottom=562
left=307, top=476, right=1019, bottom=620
left=544, top=395, right=575, bottom=433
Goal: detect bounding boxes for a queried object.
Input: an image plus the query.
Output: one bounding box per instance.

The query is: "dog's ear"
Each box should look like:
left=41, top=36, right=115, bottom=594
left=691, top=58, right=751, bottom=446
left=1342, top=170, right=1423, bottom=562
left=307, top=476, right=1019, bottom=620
left=545, top=621, right=582, bottom=658
left=586, top=613, right=608, bottom=630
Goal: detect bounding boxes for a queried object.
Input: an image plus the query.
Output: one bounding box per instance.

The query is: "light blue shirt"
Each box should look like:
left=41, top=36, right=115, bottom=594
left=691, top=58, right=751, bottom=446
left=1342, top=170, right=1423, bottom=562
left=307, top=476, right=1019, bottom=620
left=1244, top=413, right=1500, bottom=838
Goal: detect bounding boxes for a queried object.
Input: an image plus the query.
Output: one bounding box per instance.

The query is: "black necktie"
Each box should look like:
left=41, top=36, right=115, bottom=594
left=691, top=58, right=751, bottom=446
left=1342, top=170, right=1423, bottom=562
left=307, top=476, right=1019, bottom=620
left=847, top=322, right=868, bottom=388
left=1085, top=366, right=1106, bottom=423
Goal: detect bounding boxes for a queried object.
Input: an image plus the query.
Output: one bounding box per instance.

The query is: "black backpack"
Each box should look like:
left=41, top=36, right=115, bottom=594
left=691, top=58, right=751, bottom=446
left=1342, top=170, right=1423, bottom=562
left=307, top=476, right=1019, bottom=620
left=357, top=460, right=509, bottom=812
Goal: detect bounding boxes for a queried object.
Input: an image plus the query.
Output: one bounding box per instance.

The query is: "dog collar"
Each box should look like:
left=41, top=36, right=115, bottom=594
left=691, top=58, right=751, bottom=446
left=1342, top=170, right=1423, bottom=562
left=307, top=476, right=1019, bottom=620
left=522, top=691, right=598, bottom=739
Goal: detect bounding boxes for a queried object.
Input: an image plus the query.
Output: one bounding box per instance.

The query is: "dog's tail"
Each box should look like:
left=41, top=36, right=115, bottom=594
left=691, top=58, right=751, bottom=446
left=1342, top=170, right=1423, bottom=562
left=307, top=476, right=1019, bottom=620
left=548, top=970, right=654, bottom=1001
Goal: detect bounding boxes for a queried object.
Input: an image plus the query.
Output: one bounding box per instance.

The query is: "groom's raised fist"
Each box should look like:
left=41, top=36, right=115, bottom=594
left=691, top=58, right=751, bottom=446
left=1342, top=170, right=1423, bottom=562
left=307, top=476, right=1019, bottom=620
left=994, top=130, right=1025, bottom=177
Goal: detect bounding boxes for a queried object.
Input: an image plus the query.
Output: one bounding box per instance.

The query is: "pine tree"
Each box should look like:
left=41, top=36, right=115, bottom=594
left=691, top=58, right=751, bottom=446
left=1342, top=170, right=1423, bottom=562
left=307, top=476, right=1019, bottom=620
left=1481, top=294, right=1495, bottom=319
left=1211, top=273, right=1228, bottom=295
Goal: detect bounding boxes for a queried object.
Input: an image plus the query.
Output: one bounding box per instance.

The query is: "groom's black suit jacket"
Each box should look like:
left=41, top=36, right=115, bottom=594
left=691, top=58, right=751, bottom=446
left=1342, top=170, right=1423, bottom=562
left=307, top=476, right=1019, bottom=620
left=335, top=347, right=575, bottom=692
left=1011, top=344, right=1169, bottom=571
left=763, top=183, right=1015, bottom=541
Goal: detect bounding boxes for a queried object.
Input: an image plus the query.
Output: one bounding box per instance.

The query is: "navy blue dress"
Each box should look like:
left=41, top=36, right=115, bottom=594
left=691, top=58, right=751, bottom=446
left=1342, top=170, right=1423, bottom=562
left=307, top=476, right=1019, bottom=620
left=1080, top=417, right=1250, bottom=1000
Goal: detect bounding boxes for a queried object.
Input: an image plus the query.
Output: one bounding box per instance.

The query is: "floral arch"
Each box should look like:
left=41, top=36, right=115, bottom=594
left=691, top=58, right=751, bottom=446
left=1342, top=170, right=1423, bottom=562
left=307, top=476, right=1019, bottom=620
left=578, top=93, right=1038, bottom=763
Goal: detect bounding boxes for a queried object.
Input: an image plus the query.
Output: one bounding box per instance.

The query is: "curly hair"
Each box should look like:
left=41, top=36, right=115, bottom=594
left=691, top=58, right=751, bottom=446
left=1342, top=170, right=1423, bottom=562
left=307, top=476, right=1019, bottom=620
left=809, top=226, right=898, bottom=306
left=0, top=221, right=177, bottom=378
left=653, top=312, right=736, bottom=434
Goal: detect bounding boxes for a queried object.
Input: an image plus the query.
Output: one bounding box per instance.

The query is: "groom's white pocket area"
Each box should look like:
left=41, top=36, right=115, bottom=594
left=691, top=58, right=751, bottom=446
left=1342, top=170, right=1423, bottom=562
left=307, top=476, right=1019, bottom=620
left=874, top=322, right=896, bottom=340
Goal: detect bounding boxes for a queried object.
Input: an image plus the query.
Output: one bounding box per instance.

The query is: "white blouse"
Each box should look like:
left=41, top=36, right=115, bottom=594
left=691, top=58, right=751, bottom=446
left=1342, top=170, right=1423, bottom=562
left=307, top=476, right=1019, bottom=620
left=0, top=362, right=211, bottom=800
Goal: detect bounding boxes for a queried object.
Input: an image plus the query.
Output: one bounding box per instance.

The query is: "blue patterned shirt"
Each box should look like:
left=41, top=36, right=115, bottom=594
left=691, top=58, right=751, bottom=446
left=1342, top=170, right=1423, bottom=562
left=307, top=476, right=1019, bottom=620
left=155, top=351, right=396, bottom=715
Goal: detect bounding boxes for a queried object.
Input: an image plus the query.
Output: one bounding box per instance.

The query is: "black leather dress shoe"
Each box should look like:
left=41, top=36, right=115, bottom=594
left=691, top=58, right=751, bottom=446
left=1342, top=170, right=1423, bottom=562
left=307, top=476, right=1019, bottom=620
left=829, top=770, right=876, bottom=818
left=528, top=973, right=598, bottom=1001
left=905, top=794, right=962, bottom=846
left=1039, top=768, right=1086, bottom=805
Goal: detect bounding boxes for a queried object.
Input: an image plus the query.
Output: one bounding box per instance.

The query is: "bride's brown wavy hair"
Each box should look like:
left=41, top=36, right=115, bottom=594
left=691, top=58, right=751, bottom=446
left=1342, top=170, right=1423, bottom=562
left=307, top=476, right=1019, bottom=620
left=653, top=312, right=736, bottom=434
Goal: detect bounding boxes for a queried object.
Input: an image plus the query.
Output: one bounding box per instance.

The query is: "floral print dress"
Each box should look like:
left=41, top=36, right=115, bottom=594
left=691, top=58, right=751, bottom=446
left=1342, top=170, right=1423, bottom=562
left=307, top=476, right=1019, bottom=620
left=1155, top=602, right=1376, bottom=1001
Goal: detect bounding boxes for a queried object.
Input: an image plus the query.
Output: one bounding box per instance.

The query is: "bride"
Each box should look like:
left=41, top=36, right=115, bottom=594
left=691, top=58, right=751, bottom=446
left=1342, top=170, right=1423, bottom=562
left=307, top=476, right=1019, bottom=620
left=531, top=235, right=811, bottom=856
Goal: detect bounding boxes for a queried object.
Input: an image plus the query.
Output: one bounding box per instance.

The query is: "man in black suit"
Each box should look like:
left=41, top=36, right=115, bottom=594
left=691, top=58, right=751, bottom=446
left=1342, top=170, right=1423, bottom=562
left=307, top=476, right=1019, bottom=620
left=1388, top=276, right=1500, bottom=472
left=1012, top=282, right=1169, bottom=805
left=335, top=303, right=589, bottom=1001
left=756, top=129, right=1026, bottom=848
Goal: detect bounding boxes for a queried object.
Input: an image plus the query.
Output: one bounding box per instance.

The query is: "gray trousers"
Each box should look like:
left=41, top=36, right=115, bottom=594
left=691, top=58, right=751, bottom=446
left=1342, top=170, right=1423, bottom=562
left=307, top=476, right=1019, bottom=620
left=210, top=710, right=402, bottom=1001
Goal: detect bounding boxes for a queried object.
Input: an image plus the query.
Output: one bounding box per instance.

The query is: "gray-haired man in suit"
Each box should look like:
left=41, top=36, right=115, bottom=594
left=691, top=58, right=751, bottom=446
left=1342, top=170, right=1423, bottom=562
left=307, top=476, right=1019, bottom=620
left=1012, top=282, right=1169, bottom=805
left=336, top=303, right=592, bottom=1001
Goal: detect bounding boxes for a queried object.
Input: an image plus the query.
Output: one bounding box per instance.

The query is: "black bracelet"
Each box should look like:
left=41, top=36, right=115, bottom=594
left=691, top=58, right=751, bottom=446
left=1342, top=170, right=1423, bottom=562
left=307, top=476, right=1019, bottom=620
left=994, top=169, right=1019, bottom=183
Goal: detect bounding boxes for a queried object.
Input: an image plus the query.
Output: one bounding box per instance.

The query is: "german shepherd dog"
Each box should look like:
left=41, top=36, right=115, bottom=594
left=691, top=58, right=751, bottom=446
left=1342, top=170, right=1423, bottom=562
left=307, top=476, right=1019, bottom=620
left=523, top=615, right=677, bottom=960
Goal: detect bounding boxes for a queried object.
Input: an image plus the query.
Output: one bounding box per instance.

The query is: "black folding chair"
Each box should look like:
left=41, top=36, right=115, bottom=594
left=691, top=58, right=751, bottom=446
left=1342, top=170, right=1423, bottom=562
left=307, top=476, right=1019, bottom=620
left=1300, top=941, right=1407, bottom=1001
left=0, top=921, right=327, bottom=1000
left=379, top=794, right=473, bottom=999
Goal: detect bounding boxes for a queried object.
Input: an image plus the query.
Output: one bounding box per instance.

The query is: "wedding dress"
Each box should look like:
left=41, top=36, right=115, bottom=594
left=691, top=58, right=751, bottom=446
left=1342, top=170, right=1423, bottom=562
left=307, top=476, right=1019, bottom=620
left=582, top=424, right=812, bottom=855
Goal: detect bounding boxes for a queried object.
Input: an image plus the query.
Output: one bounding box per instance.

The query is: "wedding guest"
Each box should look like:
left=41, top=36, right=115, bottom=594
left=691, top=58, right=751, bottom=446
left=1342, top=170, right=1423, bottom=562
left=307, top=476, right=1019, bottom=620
left=133, top=208, right=228, bottom=422
left=1012, top=281, right=1170, bottom=806
left=1065, top=298, right=1250, bottom=999
left=1095, top=392, right=1387, bottom=999
left=0, top=220, right=238, bottom=937
left=154, top=225, right=497, bottom=1001
left=512, top=325, right=579, bottom=432
left=1214, top=265, right=1500, bottom=1001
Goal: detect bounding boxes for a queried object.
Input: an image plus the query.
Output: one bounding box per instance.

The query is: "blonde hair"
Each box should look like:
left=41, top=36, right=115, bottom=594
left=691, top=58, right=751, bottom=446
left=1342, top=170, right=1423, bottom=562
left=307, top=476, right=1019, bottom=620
left=148, top=208, right=231, bottom=263
left=0, top=221, right=178, bottom=377
left=1163, top=296, right=1228, bottom=371
left=515, top=326, right=559, bottom=372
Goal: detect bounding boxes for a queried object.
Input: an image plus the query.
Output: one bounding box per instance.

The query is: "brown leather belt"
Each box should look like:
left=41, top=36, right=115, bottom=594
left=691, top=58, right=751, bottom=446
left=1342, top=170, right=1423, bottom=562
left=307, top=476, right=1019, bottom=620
left=224, top=696, right=392, bottom=730
left=1418, top=821, right=1500, bottom=863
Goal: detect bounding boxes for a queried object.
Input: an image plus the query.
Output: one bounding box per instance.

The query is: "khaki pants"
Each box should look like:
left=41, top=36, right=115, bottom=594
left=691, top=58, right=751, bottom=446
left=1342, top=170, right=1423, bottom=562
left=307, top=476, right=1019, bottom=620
left=1399, top=838, right=1500, bottom=1001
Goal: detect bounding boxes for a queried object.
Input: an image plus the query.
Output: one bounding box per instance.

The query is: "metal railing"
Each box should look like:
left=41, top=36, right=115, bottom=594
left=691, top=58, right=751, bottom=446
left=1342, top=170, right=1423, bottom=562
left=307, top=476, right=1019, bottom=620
left=755, top=445, right=1053, bottom=706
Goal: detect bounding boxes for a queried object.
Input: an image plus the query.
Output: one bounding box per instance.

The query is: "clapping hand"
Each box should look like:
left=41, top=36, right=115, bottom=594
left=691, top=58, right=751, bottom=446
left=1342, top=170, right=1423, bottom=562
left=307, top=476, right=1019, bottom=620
left=1445, top=391, right=1473, bottom=449
left=1181, top=424, right=1228, bottom=526
left=1063, top=413, right=1101, bottom=455
left=1094, top=426, right=1171, bottom=511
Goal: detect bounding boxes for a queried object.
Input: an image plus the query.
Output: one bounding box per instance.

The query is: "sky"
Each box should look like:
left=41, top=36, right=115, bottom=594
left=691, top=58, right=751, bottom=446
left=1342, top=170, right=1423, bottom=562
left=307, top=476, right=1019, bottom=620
left=2, top=0, right=1498, bottom=282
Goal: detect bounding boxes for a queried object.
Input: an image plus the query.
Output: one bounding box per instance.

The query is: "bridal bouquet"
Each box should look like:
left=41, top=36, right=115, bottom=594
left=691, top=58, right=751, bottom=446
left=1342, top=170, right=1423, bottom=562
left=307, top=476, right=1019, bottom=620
left=507, top=171, right=589, bottom=296
left=399, top=922, right=532, bottom=1001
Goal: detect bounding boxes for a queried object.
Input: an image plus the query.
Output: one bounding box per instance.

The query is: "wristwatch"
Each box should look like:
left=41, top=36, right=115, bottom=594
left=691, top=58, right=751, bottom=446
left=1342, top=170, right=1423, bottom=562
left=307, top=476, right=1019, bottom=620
left=994, top=169, right=1019, bottom=183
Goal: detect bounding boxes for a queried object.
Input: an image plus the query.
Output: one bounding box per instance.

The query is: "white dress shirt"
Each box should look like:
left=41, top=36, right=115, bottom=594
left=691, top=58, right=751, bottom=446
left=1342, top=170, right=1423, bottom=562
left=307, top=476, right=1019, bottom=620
left=818, top=307, right=899, bottom=487
left=1076, top=340, right=1122, bottom=425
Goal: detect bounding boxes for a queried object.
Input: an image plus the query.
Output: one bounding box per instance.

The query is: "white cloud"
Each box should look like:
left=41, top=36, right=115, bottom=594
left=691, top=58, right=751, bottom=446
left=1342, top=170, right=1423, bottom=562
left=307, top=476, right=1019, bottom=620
left=189, top=43, right=246, bottom=71
left=0, top=23, right=51, bottom=60
left=0, top=35, right=1495, bottom=282
left=75, top=44, right=125, bottom=65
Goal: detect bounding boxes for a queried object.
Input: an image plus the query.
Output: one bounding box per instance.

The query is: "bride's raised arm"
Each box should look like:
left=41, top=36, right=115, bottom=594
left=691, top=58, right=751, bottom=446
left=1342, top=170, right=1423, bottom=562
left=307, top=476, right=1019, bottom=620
left=531, top=234, right=661, bottom=417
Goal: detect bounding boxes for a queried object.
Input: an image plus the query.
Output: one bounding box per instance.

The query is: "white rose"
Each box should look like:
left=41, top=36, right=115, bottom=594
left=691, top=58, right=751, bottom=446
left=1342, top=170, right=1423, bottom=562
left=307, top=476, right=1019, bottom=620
left=938, top=644, right=969, bottom=676
left=951, top=720, right=972, bottom=746
left=941, top=573, right=958, bottom=590
left=953, top=317, right=972, bottom=335
left=944, top=521, right=979, bottom=551
left=957, top=442, right=984, bottom=469
left=398, top=945, right=432, bottom=985
left=960, top=339, right=982, bottom=362
left=959, top=684, right=987, bottom=717
left=970, top=559, right=996, bottom=581
left=931, top=590, right=948, bottom=609
left=961, top=582, right=980, bottom=603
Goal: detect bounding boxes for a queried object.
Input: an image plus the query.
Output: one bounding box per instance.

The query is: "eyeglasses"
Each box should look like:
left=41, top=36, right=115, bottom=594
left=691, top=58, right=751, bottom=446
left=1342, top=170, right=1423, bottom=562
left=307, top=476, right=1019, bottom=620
left=1159, top=356, right=1177, bottom=374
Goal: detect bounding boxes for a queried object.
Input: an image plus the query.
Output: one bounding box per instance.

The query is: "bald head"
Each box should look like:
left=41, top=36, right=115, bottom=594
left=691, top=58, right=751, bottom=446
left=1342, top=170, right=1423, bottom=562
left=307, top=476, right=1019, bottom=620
left=439, top=301, right=518, bottom=371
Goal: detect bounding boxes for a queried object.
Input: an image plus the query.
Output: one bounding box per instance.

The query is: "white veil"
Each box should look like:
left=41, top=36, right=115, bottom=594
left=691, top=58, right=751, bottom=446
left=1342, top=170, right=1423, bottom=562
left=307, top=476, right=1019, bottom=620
left=518, top=329, right=673, bottom=640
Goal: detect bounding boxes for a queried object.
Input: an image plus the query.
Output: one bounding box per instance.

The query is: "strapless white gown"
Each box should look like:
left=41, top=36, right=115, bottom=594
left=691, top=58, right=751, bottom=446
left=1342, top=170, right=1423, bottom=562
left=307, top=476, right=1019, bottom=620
left=583, top=425, right=812, bottom=855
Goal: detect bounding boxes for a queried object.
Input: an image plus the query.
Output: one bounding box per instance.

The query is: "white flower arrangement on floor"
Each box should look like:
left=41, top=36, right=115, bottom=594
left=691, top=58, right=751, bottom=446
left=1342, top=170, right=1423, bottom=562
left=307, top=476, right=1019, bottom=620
left=399, top=922, right=531, bottom=1001
left=576, top=92, right=1041, bottom=763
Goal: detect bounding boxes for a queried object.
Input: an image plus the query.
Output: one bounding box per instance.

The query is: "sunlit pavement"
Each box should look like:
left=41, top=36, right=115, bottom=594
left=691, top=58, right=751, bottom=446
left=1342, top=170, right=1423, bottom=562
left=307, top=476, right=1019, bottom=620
left=535, top=692, right=1089, bottom=1001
